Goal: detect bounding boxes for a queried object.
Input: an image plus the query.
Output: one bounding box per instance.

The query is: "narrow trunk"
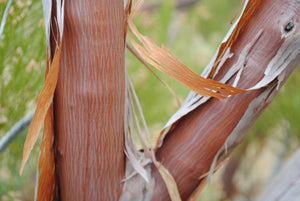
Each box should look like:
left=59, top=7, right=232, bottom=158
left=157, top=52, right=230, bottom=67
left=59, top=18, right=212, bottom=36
left=53, top=1, right=125, bottom=200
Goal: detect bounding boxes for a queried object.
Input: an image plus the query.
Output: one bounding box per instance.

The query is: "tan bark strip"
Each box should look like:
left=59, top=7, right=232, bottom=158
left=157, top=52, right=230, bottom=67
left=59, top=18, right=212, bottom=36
left=128, top=0, right=244, bottom=99
left=33, top=2, right=64, bottom=199
left=20, top=44, right=62, bottom=174
left=35, top=104, right=56, bottom=201
left=53, top=1, right=125, bottom=200
left=129, top=23, right=244, bottom=98
left=154, top=29, right=263, bottom=153
left=150, top=0, right=300, bottom=200
left=126, top=42, right=181, bottom=107
left=208, top=0, right=264, bottom=78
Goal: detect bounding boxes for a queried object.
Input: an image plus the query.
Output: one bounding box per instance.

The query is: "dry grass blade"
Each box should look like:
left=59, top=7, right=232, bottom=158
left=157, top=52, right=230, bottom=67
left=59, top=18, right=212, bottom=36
left=20, top=44, right=62, bottom=174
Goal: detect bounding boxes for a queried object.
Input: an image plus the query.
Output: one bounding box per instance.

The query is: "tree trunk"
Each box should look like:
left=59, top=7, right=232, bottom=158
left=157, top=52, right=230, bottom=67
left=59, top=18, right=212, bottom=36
left=150, top=0, right=300, bottom=200
left=53, top=1, right=125, bottom=200
left=19, top=0, right=300, bottom=200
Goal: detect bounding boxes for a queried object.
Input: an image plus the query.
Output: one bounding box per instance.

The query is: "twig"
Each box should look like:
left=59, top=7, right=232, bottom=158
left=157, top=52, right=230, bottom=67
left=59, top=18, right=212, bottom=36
left=141, top=0, right=200, bottom=12
left=271, top=121, right=291, bottom=177
left=0, top=110, right=34, bottom=153
left=0, top=0, right=13, bottom=39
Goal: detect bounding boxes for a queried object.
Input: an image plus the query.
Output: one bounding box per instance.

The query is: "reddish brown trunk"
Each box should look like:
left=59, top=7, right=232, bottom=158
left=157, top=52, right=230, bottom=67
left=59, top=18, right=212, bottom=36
left=53, top=1, right=125, bottom=200
left=151, top=0, right=300, bottom=200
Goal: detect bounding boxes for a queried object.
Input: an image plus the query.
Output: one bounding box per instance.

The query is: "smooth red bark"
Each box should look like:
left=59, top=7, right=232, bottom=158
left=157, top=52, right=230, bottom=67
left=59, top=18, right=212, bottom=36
left=151, top=0, right=300, bottom=200
left=53, top=1, right=125, bottom=200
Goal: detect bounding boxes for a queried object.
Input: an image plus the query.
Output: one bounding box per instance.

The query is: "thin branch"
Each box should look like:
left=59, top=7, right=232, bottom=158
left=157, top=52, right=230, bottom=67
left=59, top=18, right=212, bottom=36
left=141, top=0, right=200, bottom=12
left=0, top=0, right=13, bottom=39
left=0, top=110, right=34, bottom=153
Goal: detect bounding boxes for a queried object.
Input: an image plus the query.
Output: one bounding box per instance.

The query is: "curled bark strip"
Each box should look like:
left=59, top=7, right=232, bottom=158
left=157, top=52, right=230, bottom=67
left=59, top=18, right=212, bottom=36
left=128, top=0, right=244, bottom=99
left=20, top=0, right=65, bottom=175
left=126, top=42, right=182, bottom=107
left=20, top=44, right=62, bottom=174
left=35, top=104, right=56, bottom=201
left=208, top=0, right=264, bottom=78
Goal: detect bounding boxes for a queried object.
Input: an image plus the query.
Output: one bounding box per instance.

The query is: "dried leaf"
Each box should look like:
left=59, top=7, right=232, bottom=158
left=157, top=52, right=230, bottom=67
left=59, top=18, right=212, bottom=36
left=20, top=44, right=61, bottom=174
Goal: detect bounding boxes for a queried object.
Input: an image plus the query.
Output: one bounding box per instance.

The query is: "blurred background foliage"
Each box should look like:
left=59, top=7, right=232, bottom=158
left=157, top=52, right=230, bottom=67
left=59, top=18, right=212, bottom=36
left=0, top=0, right=299, bottom=200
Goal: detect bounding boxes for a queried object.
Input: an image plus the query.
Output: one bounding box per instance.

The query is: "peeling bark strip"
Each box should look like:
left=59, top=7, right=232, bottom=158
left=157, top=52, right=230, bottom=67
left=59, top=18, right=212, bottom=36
left=53, top=1, right=125, bottom=200
left=128, top=0, right=244, bottom=99
left=20, top=44, right=62, bottom=174
left=150, top=0, right=300, bottom=200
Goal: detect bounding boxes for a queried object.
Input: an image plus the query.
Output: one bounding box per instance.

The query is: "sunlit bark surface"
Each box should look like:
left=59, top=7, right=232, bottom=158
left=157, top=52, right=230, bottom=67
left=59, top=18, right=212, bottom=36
left=53, top=1, right=125, bottom=200
left=151, top=0, right=300, bottom=200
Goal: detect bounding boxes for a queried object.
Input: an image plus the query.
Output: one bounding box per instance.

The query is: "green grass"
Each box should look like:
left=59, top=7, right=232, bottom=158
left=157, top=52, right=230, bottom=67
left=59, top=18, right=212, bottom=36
left=0, top=0, right=44, bottom=200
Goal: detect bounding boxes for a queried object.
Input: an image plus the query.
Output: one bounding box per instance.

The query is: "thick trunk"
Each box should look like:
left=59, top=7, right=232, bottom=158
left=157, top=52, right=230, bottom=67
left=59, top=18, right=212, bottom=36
left=53, top=1, right=125, bottom=200
left=151, top=0, right=300, bottom=200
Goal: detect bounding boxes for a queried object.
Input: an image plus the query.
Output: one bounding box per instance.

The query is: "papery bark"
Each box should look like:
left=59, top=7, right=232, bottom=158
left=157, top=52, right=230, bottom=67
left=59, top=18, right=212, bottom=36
left=150, top=0, right=300, bottom=200
left=53, top=1, right=125, bottom=200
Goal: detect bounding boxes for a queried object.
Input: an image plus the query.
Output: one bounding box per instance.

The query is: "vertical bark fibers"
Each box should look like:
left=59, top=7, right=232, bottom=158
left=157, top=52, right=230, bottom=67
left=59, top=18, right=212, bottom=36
left=151, top=0, right=300, bottom=200
left=53, top=1, right=125, bottom=200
